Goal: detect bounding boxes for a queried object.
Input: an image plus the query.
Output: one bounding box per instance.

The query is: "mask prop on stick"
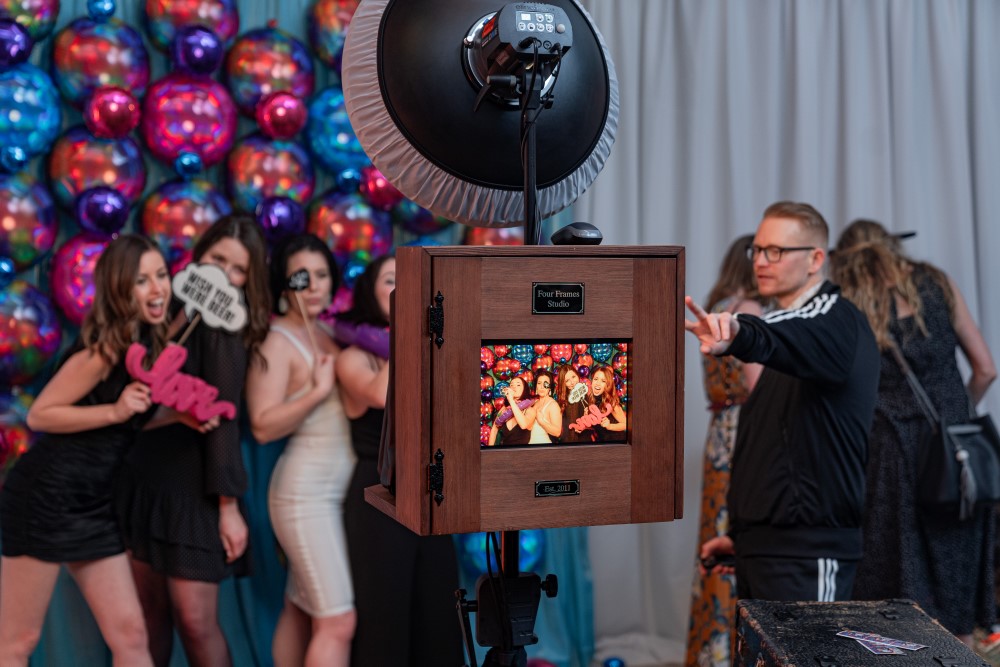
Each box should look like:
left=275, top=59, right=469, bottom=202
left=125, top=263, right=249, bottom=422
left=286, top=268, right=320, bottom=363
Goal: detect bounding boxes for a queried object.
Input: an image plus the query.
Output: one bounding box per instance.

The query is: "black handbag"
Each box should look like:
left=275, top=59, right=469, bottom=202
left=889, top=339, right=1000, bottom=520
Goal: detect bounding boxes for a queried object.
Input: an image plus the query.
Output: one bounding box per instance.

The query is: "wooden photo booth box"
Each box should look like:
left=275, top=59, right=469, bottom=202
left=366, top=245, right=685, bottom=535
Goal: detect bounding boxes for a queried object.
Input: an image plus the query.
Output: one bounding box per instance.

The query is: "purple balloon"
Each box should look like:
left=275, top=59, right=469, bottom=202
left=256, top=196, right=305, bottom=246
left=170, top=25, right=223, bottom=76
left=0, top=18, right=32, bottom=68
left=76, top=186, right=129, bottom=236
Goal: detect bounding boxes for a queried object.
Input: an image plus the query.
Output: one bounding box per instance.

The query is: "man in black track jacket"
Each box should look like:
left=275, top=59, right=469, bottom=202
left=685, top=201, right=879, bottom=601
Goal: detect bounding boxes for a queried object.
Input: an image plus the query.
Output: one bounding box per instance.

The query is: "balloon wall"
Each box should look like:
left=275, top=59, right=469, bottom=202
left=0, top=0, right=517, bottom=471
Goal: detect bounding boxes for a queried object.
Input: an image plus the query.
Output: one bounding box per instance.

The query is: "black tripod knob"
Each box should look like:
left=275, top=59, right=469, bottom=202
left=541, top=574, right=558, bottom=598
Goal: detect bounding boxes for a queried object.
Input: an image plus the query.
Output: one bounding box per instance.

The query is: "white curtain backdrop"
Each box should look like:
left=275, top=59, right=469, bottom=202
left=576, top=0, right=1000, bottom=661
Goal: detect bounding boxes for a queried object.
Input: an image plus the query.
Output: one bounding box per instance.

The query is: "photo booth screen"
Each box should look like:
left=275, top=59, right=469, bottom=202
left=480, top=341, right=630, bottom=448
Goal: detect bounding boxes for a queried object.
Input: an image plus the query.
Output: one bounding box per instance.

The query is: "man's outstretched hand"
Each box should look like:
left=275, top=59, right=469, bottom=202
left=684, top=296, right=741, bottom=355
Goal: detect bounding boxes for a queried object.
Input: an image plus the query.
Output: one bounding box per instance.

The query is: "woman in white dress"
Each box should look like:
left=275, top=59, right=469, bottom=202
left=528, top=369, right=562, bottom=443
left=246, top=234, right=356, bottom=667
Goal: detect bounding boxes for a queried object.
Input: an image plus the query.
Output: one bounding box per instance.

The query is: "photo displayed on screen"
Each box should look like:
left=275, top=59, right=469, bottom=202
left=480, top=341, right=630, bottom=447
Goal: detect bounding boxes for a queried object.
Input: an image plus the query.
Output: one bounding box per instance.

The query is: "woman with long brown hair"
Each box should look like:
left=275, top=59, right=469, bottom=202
left=0, top=235, right=171, bottom=665
left=686, top=233, right=764, bottom=667
left=832, top=219, right=996, bottom=644
left=116, top=214, right=271, bottom=666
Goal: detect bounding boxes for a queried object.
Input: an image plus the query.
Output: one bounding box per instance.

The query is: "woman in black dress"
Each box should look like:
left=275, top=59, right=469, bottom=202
left=0, top=235, right=170, bottom=665
left=833, top=219, right=997, bottom=643
left=116, top=215, right=270, bottom=666
left=335, top=255, right=464, bottom=666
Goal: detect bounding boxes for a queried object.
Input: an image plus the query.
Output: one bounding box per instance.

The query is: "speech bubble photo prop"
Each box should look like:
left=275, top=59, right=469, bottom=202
left=171, top=262, right=249, bottom=344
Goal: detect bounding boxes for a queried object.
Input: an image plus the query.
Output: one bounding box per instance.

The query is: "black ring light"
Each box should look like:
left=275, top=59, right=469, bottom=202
left=342, top=0, right=619, bottom=236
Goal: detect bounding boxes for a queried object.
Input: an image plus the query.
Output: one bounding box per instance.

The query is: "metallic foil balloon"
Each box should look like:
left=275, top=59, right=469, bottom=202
left=0, top=173, right=56, bottom=270
left=612, top=352, right=629, bottom=378
left=340, top=256, right=366, bottom=289
left=0, top=18, right=32, bottom=68
left=0, top=0, right=59, bottom=41
left=0, top=63, right=61, bottom=164
left=359, top=165, right=403, bottom=212
left=224, top=26, right=314, bottom=117
left=48, top=125, right=146, bottom=208
left=0, top=146, right=24, bottom=172
left=550, top=344, right=573, bottom=365
left=335, top=167, right=361, bottom=193
left=307, top=190, right=391, bottom=267
left=256, top=196, right=305, bottom=247
left=51, top=17, right=149, bottom=108
left=603, top=658, right=626, bottom=667
left=391, top=198, right=452, bottom=235
left=464, top=226, right=523, bottom=245
left=307, top=0, right=358, bottom=72
left=50, top=233, right=109, bottom=325
left=170, top=25, right=223, bottom=76
left=511, top=344, right=534, bottom=367
left=169, top=247, right=192, bottom=276
left=493, top=344, right=509, bottom=358
left=141, top=72, right=237, bottom=167
left=481, top=346, right=495, bottom=373
left=83, top=86, right=139, bottom=139
left=532, top=355, right=552, bottom=373
left=76, top=186, right=128, bottom=236
left=305, top=86, right=369, bottom=173
left=255, top=91, right=307, bottom=140
left=0, top=390, right=35, bottom=481
left=590, top=342, right=613, bottom=362
left=143, top=0, right=239, bottom=52
left=141, top=178, right=231, bottom=267
left=88, top=0, right=114, bottom=21
left=0, top=256, right=13, bottom=288
left=533, top=344, right=549, bottom=355
left=0, top=280, right=62, bottom=386
left=226, top=133, right=314, bottom=213
left=457, top=530, right=544, bottom=577
left=174, top=151, right=202, bottom=179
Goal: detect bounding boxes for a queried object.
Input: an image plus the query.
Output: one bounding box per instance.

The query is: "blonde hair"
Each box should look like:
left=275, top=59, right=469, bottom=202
left=832, top=219, right=953, bottom=350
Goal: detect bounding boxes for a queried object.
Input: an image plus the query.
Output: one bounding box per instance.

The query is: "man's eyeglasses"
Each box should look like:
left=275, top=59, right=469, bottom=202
left=745, top=245, right=815, bottom=262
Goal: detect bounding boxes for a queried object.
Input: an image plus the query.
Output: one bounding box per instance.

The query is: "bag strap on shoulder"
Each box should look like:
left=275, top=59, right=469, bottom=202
left=887, top=335, right=940, bottom=425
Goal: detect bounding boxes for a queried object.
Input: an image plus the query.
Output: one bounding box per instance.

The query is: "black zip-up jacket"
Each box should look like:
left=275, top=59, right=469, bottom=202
left=725, top=281, right=879, bottom=560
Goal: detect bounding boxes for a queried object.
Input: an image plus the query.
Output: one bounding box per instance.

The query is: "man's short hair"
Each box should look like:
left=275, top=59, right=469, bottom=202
left=762, top=201, right=829, bottom=246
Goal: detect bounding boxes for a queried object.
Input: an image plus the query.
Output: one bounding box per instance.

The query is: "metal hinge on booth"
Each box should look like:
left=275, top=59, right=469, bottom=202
left=428, top=291, right=444, bottom=348
left=428, top=449, right=444, bottom=505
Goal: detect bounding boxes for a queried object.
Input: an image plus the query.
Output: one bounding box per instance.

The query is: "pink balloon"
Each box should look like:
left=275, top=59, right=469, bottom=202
left=255, top=91, right=307, bottom=140
left=83, top=86, right=141, bottom=139
left=359, top=165, right=404, bottom=212
left=50, top=233, right=111, bottom=326
left=141, top=72, right=237, bottom=167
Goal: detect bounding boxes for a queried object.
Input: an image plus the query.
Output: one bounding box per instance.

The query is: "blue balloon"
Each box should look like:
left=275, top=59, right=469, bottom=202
left=603, top=658, right=626, bottom=667
left=341, top=257, right=367, bottom=289
left=306, top=86, right=370, bottom=174
left=456, top=530, right=546, bottom=578
left=0, top=256, right=14, bottom=289
left=0, top=146, right=25, bottom=173
left=0, top=19, right=33, bottom=69
left=174, top=151, right=203, bottom=179
left=87, top=0, right=116, bottom=22
left=0, top=64, right=62, bottom=162
left=335, top=167, right=362, bottom=194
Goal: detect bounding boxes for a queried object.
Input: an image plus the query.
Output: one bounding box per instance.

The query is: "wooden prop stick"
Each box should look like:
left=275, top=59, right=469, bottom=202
left=287, top=269, right=319, bottom=362
left=176, top=312, right=202, bottom=347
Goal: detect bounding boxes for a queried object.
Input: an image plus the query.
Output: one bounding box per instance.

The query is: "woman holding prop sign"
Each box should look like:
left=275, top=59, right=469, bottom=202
left=0, top=235, right=169, bottom=665
left=246, top=234, right=357, bottom=667
left=116, top=215, right=270, bottom=667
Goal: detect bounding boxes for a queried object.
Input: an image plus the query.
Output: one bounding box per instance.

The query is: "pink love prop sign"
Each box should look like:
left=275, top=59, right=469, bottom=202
left=126, top=343, right=236, bottom=422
